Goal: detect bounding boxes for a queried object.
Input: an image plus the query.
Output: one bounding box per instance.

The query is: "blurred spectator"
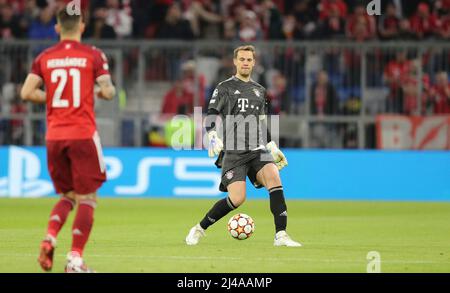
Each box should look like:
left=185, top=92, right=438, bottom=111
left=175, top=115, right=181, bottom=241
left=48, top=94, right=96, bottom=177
left=161, top=80, right=191, bottom=115
left=105, top=0, right=133, bottom=38
left=378, top=2, right=401, bottom=40
left=429, top=71, right=450, bottom=113
left=438, top=14, right=450, bottom=39
left=161, top=60, right=205, bottom=115
left=84, top=6, right=117, bottom=39
left=260, top=0, right=283, bottom=40
left=224, top=0, right=258, bottom=20
left=310, top=70, right=339, bottom=115
left=282, top=14, right=297, bottom=40
left=129, top=0, right=153, bottom=38
left=266, top=71, right=291, bottom=114
left=236, top=10, right=262, bottom=41
left=0, top=0, right=446, bottom=42
left=22, top=0, right=40, bottom=29
left=318, top=0, right=347, bottom=21
left=400, top=60, right=430, bottom=114
left=28, top=5, right=57, bottom=40
left=222, top=18, right=236, bottom=40
left=0, top=4, right=24, bottom=39
left=318, top=2, right=346, bottom=39
left=156, top=2, right=194, bottom=40
left=185, top=0, right=222, bottom=38
left=397, top=18, right=417, bottom=40
left=384, top=51, right=413, bottom=113
left=1, top=0, right=27, bottom=14
left=434, top=0, right=450, bottom=16
left=292, top=0, right=318, bottom=39
left=346, top=4, right=376, bottom=41
left=10, top=86, right=27, bottom=144
left=409, top=2, right=439, bottom=39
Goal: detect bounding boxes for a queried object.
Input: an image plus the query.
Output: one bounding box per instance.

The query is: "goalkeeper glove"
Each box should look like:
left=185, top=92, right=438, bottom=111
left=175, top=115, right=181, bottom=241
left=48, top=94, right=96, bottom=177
left=207, top=131, right=223, bottom=158
left=266, top=141, right=288, bottom=170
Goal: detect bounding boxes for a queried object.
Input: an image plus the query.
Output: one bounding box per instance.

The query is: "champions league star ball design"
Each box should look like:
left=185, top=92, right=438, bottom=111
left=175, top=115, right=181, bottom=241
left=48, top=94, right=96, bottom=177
left=227, top=213, right=255, bottom=240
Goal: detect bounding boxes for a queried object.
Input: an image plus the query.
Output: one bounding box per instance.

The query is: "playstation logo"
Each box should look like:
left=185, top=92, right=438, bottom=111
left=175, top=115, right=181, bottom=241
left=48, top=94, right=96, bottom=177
left=0, top=146, right=54, bottom=197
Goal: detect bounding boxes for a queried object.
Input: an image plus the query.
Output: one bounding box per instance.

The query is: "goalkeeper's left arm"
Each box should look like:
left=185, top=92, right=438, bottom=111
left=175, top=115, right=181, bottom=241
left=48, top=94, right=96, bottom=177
left=261, top=114, right=288, bottom=170
left=205, top=108, right=223, bottom=158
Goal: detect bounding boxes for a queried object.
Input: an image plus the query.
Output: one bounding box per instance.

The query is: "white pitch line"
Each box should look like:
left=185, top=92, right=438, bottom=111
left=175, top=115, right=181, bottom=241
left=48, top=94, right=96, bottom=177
left=0, top=253, right=449, bottom=264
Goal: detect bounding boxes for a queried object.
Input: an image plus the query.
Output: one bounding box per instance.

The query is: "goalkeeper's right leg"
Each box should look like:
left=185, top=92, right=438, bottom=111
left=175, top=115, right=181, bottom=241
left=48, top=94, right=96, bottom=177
left=185, top=180, right=245, bottom=245
left=185, top=223, right=206, bottom=245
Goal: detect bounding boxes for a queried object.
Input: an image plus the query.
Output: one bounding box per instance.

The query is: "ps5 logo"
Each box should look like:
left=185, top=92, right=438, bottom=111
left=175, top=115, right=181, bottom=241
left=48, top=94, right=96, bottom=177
left=0, top=146, right=54, bottom=197
left=114, top=157, right=221, bottom=196
left=0, top=147, right=223, bottom=198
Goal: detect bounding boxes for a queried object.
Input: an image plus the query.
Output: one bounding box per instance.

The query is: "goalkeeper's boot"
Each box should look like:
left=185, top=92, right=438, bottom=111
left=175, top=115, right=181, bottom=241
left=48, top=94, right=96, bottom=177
left=274, top=231, right=302, bottom=247
left=65, top=252, right=96, bottom=273
left=185, top=223, right=206, bottom=245
left=38, top=236, right=56, bottom=271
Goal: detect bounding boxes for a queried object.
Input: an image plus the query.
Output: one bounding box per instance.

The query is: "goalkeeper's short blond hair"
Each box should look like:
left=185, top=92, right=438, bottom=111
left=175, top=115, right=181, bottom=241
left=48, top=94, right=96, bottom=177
left=233, top=45, right=256, bottom=59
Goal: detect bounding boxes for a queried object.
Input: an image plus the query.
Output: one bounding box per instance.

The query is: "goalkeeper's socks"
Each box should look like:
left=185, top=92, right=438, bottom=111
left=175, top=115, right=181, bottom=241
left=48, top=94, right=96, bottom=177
left=71, top=200, right=96, bottom=256
left=200, top=197, right=236, bottom=230
left=47, top=197, right=75, bottom=238
left=269, top=186, right=287, bottom=232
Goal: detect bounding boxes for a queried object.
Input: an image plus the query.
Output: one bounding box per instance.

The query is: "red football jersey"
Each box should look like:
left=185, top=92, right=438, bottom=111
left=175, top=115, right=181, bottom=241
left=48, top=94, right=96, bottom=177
left=31, top=40, right=110, bottom=140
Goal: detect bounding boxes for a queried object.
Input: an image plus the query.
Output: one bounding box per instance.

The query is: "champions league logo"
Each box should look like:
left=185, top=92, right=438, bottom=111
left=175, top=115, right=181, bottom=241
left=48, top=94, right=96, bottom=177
left=67, top=0, right=81, bottom=16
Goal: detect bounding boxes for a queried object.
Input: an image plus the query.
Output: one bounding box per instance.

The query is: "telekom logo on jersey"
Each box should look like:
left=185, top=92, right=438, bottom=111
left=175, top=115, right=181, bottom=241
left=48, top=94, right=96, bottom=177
left=0, top=147, right=221, bottom=197
left=238, top=98, right=249, bottom=112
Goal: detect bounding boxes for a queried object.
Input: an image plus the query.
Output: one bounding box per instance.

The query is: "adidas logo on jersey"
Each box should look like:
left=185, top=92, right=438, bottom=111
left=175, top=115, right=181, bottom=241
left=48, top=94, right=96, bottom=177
left=234, top=90, right=241, bottom=95
left=279, top=211, right=288, bottom=217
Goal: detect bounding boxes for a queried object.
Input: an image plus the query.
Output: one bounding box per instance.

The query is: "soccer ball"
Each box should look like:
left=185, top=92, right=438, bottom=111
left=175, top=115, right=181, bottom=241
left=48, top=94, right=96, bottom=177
left=227, top=213, right=255, bottom=240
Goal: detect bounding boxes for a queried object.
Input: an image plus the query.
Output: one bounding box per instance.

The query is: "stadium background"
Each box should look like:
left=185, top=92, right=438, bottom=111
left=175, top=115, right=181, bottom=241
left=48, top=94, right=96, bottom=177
left=0, top=0, right=450, bottom=273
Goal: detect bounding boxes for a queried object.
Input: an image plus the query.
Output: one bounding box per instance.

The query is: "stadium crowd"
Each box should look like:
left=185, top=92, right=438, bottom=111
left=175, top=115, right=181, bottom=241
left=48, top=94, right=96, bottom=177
left=0, top=0, right=449, bottom=148
left=1, top=0, right=450, bottom=41
left=0, top=0, right=450, bottom=42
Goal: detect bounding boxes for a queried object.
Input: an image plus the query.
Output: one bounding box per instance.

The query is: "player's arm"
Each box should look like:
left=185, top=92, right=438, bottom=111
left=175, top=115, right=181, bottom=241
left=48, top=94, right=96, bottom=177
left=261, top=96, right=288, bottom=170
left=205, top=86, right=225, bottom=158
left=20, top=74, right=46, bottom=104
left=96, top=74, right=116, bottom=100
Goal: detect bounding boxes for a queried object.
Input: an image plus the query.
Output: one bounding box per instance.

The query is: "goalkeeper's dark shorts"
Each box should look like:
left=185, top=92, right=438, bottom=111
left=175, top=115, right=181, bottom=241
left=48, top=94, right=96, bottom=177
left=216, top=149, right=275, bottom=192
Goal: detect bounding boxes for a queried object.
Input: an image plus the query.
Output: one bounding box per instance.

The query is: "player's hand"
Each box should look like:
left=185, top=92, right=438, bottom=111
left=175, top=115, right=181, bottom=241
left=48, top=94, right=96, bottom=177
left=266, top=141, right=288, bottom=170
left=208, top=131, right=223, bottom=158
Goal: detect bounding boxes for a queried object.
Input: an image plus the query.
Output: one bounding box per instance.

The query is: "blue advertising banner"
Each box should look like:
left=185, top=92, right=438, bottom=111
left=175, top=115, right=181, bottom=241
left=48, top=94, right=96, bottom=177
left=0, top=146, right=449, bottom=200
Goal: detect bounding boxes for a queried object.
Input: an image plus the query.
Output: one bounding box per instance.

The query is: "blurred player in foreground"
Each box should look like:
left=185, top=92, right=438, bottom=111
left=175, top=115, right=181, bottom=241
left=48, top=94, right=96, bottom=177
left=21, top=7, right=116, bottom=272
left=186, top=45, right=301, bottom=247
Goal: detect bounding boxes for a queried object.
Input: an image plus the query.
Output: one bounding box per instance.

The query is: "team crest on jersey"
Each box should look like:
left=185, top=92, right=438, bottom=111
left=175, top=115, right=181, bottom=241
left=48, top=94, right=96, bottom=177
left=253, top=88, right=260, bottom=97
left=225, top=170, right=234, bottom=180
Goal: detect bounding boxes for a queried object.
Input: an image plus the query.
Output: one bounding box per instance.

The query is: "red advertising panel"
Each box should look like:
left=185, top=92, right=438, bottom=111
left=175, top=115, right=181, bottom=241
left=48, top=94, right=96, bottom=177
left=376, top=115, right=450, bottom=150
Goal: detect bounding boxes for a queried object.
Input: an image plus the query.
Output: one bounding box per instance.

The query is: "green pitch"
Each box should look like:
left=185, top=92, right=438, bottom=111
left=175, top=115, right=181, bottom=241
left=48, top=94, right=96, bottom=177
left=0, top=198, right=449, bottom=273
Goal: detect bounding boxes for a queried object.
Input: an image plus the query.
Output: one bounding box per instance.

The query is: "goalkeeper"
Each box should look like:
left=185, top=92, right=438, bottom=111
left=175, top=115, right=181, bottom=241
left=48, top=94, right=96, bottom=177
left=185, top=45, right=301, bottom=247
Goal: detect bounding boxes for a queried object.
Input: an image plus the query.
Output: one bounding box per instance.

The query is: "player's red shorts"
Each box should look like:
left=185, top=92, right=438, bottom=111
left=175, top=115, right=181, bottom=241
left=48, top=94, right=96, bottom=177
left=46, top=132, right=106, bottom=195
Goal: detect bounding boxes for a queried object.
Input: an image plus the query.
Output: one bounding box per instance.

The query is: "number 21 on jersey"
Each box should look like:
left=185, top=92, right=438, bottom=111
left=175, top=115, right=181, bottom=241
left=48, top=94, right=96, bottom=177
left=51, top=68, right=81, bottom=108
